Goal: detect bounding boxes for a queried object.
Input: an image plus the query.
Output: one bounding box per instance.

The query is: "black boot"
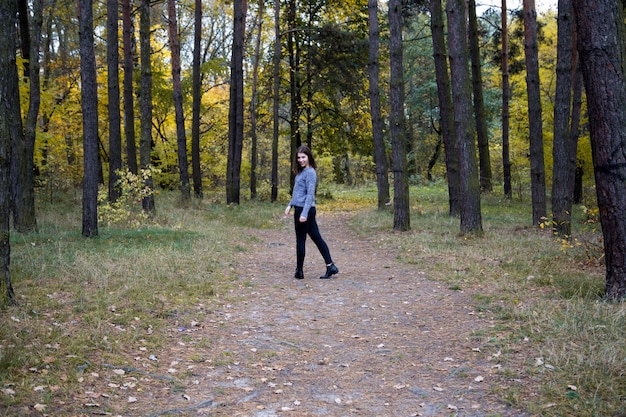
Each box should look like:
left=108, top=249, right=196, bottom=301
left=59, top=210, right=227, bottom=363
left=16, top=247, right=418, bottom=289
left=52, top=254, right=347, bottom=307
left=319, top=263, right=339, bottom=279
left=294, top=269, right=304, bottom=279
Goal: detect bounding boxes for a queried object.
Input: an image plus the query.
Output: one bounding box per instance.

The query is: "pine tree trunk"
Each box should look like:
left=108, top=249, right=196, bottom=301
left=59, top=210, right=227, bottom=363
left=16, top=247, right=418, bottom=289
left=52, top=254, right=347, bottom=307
left=139, top=0, right=154, bottom=213
left=17, top=0, right=43, bottom=233
left=552, top=0, right=576, bottom=238
left=447, top=0, right=482, bottom=235
left=122, top=0, right=138, bottom=175
left=191, top=0, right=203, bottom=198
left=523, top=0, right=547, bottom=226
left=226, top=0, right=246, bottom=205
left=167, top=0, right=190, bottom=202
left=468, top=0, right=493, bottom=192
left=502, top=0, right=512, bottom=199
left=389, top=0, right=410, bottom=231
left=0, top=0, right=18, bottom=302
left=368, top=0, right=390, bottom=210
left=79, top=0, right=100, bottom=237
left=271, top=0, right=280, bottom=202
left=430, top=0, right=459, bottom=216
left=249, top=0, right=264, bottom=200
left=572, top=0, right=626, bottom=300
left=108, top=0, right=122, bottom=203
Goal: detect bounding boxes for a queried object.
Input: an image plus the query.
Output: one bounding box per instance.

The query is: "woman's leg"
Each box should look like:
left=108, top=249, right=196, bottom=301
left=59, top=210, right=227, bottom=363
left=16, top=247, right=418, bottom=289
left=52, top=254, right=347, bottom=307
left=305, top=208, right=333, bottom=265
left=293, top=207, right=308, bottom=271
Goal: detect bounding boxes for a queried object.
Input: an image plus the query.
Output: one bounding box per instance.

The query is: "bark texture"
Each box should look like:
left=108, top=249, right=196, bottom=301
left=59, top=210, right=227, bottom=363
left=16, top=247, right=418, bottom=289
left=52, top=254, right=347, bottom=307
left=389, top=0, right=410, bottom=231
left=446, top=0, right=482, bottom=234
left=573, top=0, right=626, bottom=300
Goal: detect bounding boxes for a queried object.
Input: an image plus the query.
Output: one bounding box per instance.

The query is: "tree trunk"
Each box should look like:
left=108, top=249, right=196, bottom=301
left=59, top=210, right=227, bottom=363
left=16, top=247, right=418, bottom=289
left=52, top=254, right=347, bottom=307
left=502, top=0, right=512, bottom=199
left=447, top=0, right=482, bottom=235
left=17, top=0, right=43, bottom=233
left=11, top=0, right=35, bottom=233
left=468, top=0, right=493, bottom=192
left=552, top=0, right=576, bottom=238
left=139, top=0, right=154, bottom=213
left=122, top=0, right=138, bottom=175
left=271, top=0, right=280, bottom=202
left=191, top=0, right=203, bottom=198
left=249, top=0, right=264, bottom=200
left=0, top=0, right=18, bottom=303
left=79, top=0, right=99, bottom=237
left=287, top=0, right=302, bottom=190
left=389, top=0, right=410, bottom=231
left=570, top=53, right=583, bottom=204
left=430, top=0, right=460, bottom=216
left=368, top=0, right=390, bottom=210
left=226, top=0, right=246, bottom=204
left=167, top=0, right=191, bottom=202
left=523, top=0, right=547, bottom=226
left=572, top=0, right=626, bottom=300
left=108, top=0, right=122, bottom=203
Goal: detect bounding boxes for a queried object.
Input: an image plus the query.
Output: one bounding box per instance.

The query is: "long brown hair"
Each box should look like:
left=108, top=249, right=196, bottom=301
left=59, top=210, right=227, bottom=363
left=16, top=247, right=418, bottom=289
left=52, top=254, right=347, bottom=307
left=292, top=145, right=317, bottom=174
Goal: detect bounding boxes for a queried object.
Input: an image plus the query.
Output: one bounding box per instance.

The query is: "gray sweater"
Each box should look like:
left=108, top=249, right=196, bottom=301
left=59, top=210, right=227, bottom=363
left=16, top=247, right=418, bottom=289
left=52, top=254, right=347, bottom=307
left=289, top=167, right=317, bottom=219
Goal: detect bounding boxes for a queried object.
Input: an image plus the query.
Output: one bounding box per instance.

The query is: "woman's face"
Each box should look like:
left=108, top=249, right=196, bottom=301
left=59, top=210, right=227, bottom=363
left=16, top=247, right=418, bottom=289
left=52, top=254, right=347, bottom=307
left=297, top=152, right=309, bottom=168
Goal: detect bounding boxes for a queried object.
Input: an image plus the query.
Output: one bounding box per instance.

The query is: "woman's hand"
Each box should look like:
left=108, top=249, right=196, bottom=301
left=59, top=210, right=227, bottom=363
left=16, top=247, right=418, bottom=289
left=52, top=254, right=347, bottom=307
left=284, top=205, right=291, bottom=216
left=299, top=216, right=307, bottom=223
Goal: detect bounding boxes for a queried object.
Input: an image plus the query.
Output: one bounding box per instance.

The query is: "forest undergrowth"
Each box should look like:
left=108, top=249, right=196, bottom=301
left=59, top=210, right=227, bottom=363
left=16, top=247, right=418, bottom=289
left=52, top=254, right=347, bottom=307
left=0, top=185, right=623, bottom=417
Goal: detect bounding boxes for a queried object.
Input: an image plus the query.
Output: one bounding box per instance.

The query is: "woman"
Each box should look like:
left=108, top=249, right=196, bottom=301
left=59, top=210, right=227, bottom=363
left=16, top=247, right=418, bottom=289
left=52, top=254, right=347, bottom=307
left=284, top=145, right=339, bottom=279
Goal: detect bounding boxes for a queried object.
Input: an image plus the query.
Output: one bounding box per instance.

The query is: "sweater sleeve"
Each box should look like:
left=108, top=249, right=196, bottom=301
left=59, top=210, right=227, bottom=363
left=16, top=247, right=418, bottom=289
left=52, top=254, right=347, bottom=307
left=301, top=169, right=317, bottom=219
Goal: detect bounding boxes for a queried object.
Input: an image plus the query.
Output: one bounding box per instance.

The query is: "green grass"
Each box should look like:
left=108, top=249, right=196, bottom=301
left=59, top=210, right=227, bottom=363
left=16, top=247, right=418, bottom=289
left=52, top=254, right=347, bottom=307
left=0, top=185, right=624, bottom=417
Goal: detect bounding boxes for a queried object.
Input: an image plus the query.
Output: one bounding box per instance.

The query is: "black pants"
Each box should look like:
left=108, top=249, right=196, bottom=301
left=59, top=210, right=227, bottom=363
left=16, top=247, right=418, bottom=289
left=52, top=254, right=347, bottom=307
left=293, top=206, right=333, bottom=271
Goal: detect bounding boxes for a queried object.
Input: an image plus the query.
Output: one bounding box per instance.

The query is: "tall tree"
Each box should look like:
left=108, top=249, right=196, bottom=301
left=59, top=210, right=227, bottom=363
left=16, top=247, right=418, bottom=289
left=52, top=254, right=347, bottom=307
left=249, top=0, right=264, bottom=200
left=468, top=0, right=493, bottom=192
left=122, top=0, right=138, bottom=175
left=271, top=0, right=280, bottom=202
left=79, top=0, right=100, bottom=237
left=167, top=0, right=191, bottom=202
left=551, top=0, right=577, bottom=238
left=0, top=0, right=18, bottom=302
left=368, top=0, right=390, bottom=210
left=389, top=0, right=410, bottom=231
left=447, top=0, right=482, bottom=234
left=11, top=0, right=39, bottom=233
left=502, top=0, right=512, bottom=198
left=226, top=0, right=246, bottom=204
left=108, top=0, right=122, bottom=202
left=191, top=0, right=203, bottom=198
left=139, top=0, right=155, bottom=213
left=18, top=0, right=44, bottom=233
left=430, top=0, right=459, bottom=216
left=572, top=0, right=626, bottom=300
left=287, top=0, right=302, bottom=189
left=522, top=0, right=547, bottom=226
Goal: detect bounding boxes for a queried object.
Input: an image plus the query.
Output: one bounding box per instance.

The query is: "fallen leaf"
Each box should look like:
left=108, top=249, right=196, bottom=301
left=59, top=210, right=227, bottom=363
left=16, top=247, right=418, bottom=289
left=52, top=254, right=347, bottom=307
left=474, top=375, right=484, bottom=382
left=34, top=404, right=46, bottom=411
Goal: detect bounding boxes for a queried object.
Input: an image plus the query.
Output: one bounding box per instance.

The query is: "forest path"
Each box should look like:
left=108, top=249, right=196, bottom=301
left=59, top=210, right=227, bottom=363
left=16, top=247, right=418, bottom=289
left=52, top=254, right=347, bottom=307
left=123, top=211, right=531, bottom=417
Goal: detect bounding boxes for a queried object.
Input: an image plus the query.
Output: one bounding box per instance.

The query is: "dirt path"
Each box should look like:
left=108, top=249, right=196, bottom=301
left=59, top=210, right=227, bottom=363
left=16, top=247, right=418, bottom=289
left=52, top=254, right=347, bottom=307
left=89, top=212, right=531, bottom=417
